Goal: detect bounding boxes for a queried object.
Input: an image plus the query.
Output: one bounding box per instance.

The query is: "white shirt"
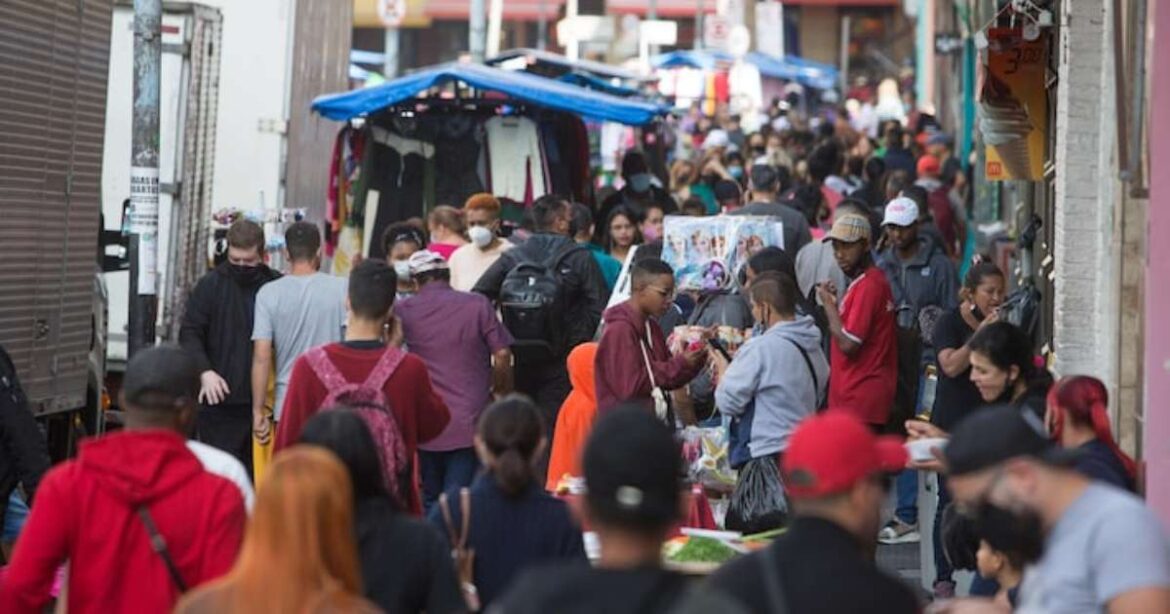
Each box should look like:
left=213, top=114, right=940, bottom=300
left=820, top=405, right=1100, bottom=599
left=187, top=441, right=255, bottom=512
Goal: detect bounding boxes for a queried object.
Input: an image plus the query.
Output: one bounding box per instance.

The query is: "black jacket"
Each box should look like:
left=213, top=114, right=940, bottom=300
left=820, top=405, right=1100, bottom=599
left=179, top=263, right=280, bottom=407
left=473, top=233, right=607, bottom=362
left=705, top=517, right=920, bottom=614
left=0, top=345, right=50, bottom=511
left=356, top=497, right=465, bottom=614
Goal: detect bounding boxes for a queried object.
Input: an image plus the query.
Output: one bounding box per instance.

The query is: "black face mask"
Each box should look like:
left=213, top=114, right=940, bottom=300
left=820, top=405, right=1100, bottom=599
left=752, top=145, right=767, bottom=156
left=227, top=263, right=264, bottom=287
left=972, top=501, right=1045, bottom=565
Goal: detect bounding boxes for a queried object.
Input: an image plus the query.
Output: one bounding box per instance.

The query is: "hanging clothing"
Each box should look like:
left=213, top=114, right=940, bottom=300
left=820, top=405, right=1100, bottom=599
left=485, top=116, right=545, bottom=204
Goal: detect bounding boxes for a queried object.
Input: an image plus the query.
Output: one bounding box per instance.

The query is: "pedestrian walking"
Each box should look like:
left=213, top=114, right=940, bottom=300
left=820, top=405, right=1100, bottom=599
left=299, top=410, right=465, bottom=614
left=595, top=258, right=707, bottom=416
left=493, top=407, right=695, bottom=614
left=427, top=205, right=469, bottom=261
left=180, top=219, right=280, bottom=472
left=1, top=346, right=246, bottom=614
left=174, top=447, right=380, bottom=614
left=250, top=221, right=348, bottom=445
left=728, top=164, right=813, bottom=254
left=428, top=396, right=585, bottom=610
left=816, top=214, right=898, bottom=430
left=701, top=411, right=920, bottom=614
left=396, top=250, right=514, bottom=512
left=0, top=344, right=50, bottom=562
left=383, top=223, right=428, bottom=300
left=450, top=193, right=513, bottom=292
left=546, top=342, right=600, bottom=491
left=473, top=195, right=607, bottom=452
left=275, top=259, right=450, bottom=515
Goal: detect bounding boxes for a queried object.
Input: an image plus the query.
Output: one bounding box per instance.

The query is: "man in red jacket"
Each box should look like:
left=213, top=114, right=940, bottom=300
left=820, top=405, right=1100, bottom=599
left=274, top=259, right=450, bottom=515
left=1, top=346, right=245, bottom=614
left=595, top=258, right=707, bottom=415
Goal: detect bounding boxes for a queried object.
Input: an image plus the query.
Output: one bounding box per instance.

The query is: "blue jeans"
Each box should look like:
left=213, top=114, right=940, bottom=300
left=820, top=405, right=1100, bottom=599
left=419, top=448, right=480, bottom=515
left=3, top=491, right=29, bottom=543
left=894, top=469, right=918, bottom=525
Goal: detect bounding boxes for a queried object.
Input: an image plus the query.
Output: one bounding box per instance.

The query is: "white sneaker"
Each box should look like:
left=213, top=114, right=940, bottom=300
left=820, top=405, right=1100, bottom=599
left=878, top=518, right=921, bottom=544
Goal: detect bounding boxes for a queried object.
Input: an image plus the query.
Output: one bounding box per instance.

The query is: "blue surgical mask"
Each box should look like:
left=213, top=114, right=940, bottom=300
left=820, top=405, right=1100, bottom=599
left=728, top=166, right=744, bottom=180
left=628, top=173, right=652, bottom=193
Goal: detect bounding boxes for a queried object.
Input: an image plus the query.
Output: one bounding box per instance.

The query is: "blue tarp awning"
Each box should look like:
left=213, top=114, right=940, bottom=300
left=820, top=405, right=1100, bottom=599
left=486, top=48, right=653, bottom=82
left=556, top=72, right=640, bottom=97
left=312, top=62, right=666, bottom=125
left=650, top=50, right=839, bottom=90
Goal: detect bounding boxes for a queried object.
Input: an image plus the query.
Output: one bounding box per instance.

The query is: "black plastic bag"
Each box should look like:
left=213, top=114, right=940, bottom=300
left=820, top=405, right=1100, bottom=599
left=725, top=456, right=789, bottom=534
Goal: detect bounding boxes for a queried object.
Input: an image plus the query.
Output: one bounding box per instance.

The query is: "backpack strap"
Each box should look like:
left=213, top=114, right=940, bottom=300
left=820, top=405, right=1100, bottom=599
left=362, top=347, right=407, bottom=390
left=785, top=337, right=821, bottom=408
left=305, top=346, right=350, bottom=390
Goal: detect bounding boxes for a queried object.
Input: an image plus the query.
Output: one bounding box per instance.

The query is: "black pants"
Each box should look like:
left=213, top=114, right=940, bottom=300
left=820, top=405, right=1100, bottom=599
left=196, top=403, right=253, bottom=477
left=515, top=362, right=571, bottom=483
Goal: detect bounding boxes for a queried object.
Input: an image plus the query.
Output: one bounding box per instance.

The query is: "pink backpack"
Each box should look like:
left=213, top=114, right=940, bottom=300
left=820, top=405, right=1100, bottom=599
left=305, top=346, right=409, bottom=506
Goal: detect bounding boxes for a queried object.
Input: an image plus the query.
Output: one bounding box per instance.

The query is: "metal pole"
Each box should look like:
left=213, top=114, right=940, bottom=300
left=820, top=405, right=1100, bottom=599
left=470, top=0, right=487, bottom=61
left=128, top=0, right=162, bottom=358
left=565, top=0, right=579, bottom=60
left=840, top=14, right=851, bottom=93
left=695, top=0, right=704, bottom=49
left=649, top=0, right=658, bottom=21
left=384, top=28, right=399, bottom=78
left=538, top=0, right=548, bottom=50
left=487, top=0, right=504, bottom=57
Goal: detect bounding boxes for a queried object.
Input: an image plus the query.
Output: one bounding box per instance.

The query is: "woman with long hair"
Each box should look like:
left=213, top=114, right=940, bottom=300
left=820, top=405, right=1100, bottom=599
left=175, top=447, right=379, bottom=614
left=1046, top=376, right=1137, bottom=492
left=427, top=395, right=584, bottom=610
left=966, top=320, right=1052, bottom=419
left=299, top=410, right=465, bottom=613
left=668, top=159, right=698, bottom=205
left=604, top=206, right=642, bottom=265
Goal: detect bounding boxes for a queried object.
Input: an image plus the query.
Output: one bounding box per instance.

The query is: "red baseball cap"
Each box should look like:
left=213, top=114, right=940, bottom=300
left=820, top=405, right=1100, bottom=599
left=916, top=155, right=941, bottom=178
left=782, top=411, right=909, bottom=499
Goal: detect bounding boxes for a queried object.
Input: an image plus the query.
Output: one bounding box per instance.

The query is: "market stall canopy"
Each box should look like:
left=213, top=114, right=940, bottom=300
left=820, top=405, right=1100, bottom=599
left=651, top=50, right=839, bottom=90
left=486, top=48, right=655, bottom=83
left=312, top=62, right=667, bottom=125
left=556, top=72, right=641, bottom=97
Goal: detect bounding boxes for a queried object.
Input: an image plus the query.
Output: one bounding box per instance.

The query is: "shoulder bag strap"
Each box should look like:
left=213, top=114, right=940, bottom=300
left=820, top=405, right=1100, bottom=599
left=136, top=505, right=188, bottom=592
left=785, top=338, right=820, bottom=405
left=639, top=321, right=659, bottom=391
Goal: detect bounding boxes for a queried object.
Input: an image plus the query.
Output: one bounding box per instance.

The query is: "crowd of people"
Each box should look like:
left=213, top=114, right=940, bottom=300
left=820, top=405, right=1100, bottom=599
left=0, top=94, right=1168, bottom=614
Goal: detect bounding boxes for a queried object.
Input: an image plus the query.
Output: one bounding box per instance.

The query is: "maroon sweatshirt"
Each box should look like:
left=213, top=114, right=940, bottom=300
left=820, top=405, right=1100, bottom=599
left=594, top=301, right=704, bottom=414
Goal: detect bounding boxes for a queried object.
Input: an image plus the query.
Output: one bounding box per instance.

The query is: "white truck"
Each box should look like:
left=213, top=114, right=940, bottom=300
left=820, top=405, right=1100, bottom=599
left=101, top=0, right=351, bottom=369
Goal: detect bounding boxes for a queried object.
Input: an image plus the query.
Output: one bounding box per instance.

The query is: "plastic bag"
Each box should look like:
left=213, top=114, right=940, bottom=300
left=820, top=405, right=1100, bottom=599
left=725, top=456, right=788, bottom=534
left=680, top=426, right=736, bottom=492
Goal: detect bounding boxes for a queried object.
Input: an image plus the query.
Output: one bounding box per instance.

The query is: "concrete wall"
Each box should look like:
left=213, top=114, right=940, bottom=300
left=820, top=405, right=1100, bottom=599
left=1051, top=0, right=1120, bottom=393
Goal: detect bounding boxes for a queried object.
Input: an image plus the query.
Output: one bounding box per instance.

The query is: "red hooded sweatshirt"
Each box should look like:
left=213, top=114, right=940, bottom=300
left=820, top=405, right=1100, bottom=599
left=594, top=301, right=704, bottom=414
left=0, top=430, right=245, bottom=614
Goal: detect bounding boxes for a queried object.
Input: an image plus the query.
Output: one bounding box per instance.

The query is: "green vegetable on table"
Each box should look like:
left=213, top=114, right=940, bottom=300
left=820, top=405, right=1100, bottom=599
left=668, top=536, right=738, bottom=564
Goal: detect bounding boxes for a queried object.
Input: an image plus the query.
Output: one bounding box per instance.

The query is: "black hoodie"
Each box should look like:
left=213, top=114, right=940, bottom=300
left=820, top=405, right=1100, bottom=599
left=179, top=262, right=281, bottom=407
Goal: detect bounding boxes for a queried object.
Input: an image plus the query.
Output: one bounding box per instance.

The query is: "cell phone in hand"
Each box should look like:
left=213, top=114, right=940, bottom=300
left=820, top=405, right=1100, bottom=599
left=707, top=338, right=733, bottom=362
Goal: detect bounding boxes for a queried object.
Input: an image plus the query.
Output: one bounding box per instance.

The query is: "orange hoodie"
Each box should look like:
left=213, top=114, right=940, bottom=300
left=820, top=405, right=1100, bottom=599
left=545, top=343, right=599, bottom=491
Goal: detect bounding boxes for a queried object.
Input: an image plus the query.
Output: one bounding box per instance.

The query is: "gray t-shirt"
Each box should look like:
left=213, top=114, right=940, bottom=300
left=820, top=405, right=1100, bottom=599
left=1016, top=482, right=1170, bottom=613
left=252, top=272, right=348, bottom=419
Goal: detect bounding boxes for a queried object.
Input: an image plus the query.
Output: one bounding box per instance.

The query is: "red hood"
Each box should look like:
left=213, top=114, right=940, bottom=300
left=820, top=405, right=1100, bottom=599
left=75, top=430, right=206, bottom=506
left=602, top=301, right=646, bottom=330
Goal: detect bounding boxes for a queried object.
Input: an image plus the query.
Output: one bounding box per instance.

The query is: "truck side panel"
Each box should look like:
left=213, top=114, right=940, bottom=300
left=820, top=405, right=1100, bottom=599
left=0, top=0, right=112, bottom=415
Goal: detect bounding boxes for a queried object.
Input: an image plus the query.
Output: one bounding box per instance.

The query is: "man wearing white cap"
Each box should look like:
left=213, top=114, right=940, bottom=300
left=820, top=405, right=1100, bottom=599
left=874, top=196, right=958, bottom=552
left=395, top=250, right=515, bottom=512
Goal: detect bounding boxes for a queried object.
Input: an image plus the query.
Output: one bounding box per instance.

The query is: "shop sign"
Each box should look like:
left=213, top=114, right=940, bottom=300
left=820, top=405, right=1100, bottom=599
left=980, top=27, right=1049, bottom=182
left=704, top=16, right=730, bottom=50
left=377, top=0, right=406, bottom=27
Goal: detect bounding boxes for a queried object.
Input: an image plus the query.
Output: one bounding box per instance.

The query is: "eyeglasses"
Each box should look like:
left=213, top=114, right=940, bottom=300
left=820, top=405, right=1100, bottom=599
left=647, top=286, right=675, bottom=299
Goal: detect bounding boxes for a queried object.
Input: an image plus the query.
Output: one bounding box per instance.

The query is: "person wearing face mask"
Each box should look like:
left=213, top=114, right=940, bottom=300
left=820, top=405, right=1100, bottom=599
left=939, top=405, right=1170, bottom=614
left=449, top=193, right=513, bottom=292
left=180, top=219, right=280, bottom=472
left=638, top=203, right=666, bottom=245
left=700, top=411, right=919, bottom=614
left=711, top=273, right=829, bottom=534
left=725, top=151, right=747, bottom=186
left=382, top=223, right=427, bottom=300
left=598, top=151, right=676, bottom=235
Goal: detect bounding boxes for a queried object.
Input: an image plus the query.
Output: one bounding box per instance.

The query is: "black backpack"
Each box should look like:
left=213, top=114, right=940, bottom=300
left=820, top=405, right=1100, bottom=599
left=499, top=243, right=583, bottom=361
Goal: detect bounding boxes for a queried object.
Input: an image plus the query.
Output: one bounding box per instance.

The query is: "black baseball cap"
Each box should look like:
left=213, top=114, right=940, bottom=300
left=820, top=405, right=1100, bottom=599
left=944, top=405, right=1079, bottom=476
left=121, top=345, right=201, bottom=411
left=584, top=406, right=681, bottom=530
left=749, top=164, right=779, bottom=192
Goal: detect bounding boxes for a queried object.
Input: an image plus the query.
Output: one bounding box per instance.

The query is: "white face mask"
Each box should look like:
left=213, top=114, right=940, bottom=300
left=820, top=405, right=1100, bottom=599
left=468, top=225, right=494, bottom=249
left=392, top=260, right=411, bottom=280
